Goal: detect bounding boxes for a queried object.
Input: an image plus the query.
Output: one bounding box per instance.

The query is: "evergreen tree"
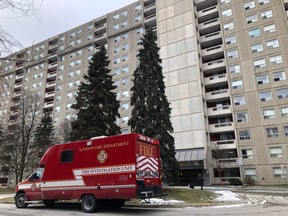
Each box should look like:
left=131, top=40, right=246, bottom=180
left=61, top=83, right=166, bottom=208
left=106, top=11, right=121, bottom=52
left=70, top=45, right=121, bottom=141
left=129, top=28, right=179, bottom=182
left=33, top=112, right=55, bottom=158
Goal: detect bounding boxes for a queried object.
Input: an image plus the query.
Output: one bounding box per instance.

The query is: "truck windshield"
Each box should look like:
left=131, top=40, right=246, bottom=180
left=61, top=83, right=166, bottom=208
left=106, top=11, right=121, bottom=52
left=28, top=167, right=44, bottom=181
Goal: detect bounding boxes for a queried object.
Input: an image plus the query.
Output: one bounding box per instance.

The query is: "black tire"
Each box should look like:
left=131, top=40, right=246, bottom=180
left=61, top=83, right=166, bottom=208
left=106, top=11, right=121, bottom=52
left=110, top=199, right=125, bottom=209
left=15, top=193, right=28, bottom=208
left=81, top=195, right=100, bottom=213
left=43, top=200, right=56, bottom=207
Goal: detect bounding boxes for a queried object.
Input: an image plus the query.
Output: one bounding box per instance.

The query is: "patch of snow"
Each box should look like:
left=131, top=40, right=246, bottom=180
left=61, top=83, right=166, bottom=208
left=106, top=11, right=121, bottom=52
left=140, top=198, right=184, bottom=205
left=214, top=190, right=241, bottom=202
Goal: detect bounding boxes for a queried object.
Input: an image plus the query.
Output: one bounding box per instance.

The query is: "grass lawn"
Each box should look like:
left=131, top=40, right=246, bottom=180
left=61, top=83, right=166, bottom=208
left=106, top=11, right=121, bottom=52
left=0, top=188, right=14, bottom=195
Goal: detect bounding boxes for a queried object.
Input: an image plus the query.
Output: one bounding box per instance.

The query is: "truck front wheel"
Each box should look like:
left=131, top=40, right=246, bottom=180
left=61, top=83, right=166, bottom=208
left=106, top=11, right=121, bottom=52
left=15, top=193, right=28, bottom=208
left=81, top=195, right=100, bottom=213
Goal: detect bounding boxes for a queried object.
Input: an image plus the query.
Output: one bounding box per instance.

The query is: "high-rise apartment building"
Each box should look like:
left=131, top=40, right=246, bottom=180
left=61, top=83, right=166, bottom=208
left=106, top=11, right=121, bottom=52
left=1, top=0, right=288, bottom=186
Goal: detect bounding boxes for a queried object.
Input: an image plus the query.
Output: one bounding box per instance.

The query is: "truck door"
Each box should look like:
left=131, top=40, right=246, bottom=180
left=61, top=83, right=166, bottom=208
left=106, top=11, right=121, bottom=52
left=25, top=167, right=44, bottom=201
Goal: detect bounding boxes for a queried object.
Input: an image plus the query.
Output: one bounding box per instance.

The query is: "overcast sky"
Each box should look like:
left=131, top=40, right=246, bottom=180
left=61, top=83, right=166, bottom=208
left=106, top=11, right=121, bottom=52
left=1, top=0, right=137, bottom=49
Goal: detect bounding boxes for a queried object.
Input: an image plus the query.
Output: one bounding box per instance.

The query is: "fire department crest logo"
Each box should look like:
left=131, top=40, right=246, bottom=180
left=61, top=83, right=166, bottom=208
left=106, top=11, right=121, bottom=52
left=97, top=150, right=108, bottom=163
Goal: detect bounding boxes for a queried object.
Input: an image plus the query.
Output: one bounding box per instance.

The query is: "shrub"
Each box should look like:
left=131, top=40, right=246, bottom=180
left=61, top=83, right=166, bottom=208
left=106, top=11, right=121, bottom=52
left=243, top=176, right=256, bottom=185
left=228, top=178, right=243, bottom=185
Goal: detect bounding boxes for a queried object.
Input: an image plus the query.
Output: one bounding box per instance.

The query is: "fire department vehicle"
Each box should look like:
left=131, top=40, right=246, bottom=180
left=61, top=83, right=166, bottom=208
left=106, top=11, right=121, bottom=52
left=15, top=133, right=163, bottom=213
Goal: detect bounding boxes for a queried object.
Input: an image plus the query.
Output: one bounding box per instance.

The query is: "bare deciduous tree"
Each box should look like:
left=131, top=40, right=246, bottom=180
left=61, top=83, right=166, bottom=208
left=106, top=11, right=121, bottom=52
left=54, top=120, right=72, bottom=144
left=0, top=0, right=39, bottom=57
left=1, top=90, right=41, bottom=183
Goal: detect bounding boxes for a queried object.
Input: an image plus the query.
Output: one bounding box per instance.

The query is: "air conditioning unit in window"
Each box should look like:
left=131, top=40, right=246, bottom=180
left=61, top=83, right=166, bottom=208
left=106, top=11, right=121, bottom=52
left=235, top=102, right=240, bottom=105
left=278, top=95, right=284, bottom=98
left=255, top=65, right=261, bottom=68
left=252, top=49, right=257, bottom=53
left=258, top=81, right=263, bottom=84
left=247, top=20, right=252, bottom=24
left=237, top=119, right=243, bottom=122
left=261, top=98, right=266, bottom=101
left=263, top=15, right=267, bottom=19
left=245, top=7, right=250, bottom=10
left=259, top=1, right=264, bottom=5
left=274, top=77, right=280, bottom=81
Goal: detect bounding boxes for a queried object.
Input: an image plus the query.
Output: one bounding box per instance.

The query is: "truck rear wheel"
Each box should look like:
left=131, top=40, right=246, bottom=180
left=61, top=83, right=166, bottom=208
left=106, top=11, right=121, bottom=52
left=15, top=193, right=28, bottom=208
left=81, top=195, right=100, bottom=213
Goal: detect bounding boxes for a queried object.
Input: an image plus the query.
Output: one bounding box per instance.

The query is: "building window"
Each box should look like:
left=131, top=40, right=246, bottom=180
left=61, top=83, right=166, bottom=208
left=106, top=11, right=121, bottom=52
left=76, top=50, right=82, bottom=55
left=113, top=13, right=119, bottom=20
left=122, top=103, right=129, bottom=110
left=234, top=96, right=246, bottom=105
left=66, top=104, right=72, bottom=109
left=246, top=14, right=258, bottom=24
left=70, top=52, right=75, bottom=58
left=88, top=45, right=93, bottom=51
left=273, top=167, right=286, bottom=178
left=122, top=54, right=128, bottom=62
left=221, top=0, right=231, bottom=3
left=113, top=24, right=120, bottom=31
left=114, top=80, right=120, bottom=87
left=58, top=75, right=63, bottom=81
left=122, top=78, right=128, bottom=85
left=60, top=36, right=65, bottom=42
left=244, top=1, right=255, bottom=10
left=68, top=72, right=74, bottom=77
left=225, top=35, right=236, bottom=45
left=122, top=33, right=129, bottom=40
left=273, top=71, right=286, bottom=82
left=88, top=24, right=93, bottom=31
left=248, top=28, right=261, bottom=38
left=231, top=80, right=243, bottom=89
left=114, top=36, right=120, bottom=42
left=75, top=69, right=81, bottom=76
left=69, top=41, right=75, bottom=47
left=68, top=82, right=73, bottom=88
left=259, top=91, right=272, bottom=102
left=135, top=4, right=141, bottom=11
left=114, top=57, right=120, bottom=64
left=242, top=149, right=253, bottom=159
left=122, top=66, right=129, bottom=73
left=262, top=108, right=275, bottom=119
left=229, top=64, right=241, bottom=74
left=270, top=147, right=283, bottom=158
left=266, top=39, right=279, bottom=49
left=121, top=21, right=127, bottom=28
left=222, top=8, right=232, bottom=17
left=276, top=88, right=288, bottom=99
left=280, top=107, right=288, bottom=117
left=55, top=106, right=60, bottom=112
left=77, top=29, right=82, bottom=35
left=259, top=0, right=270, bottom=5
left=251, top=43, right=263, bottom=53
left=266, top=127, right=279, bottom=137
left=261, top=9, right=273, bottom=19
left=270, top=55, right=283, bottom=65
left=239, top=130, right=251, bottom=140
left=75, top=80, right=80, bottom=86
left=122, top=116, right=129, bottom=123
left=236, top=112, right=248, bottom=122
left=244, top=168, right=256, bottom=179
left=284, top=126, right=288, bottom=136
left=223, top=22, right=234, bottom=31
left=114, top=46, right=120, bottom=53
left=76, top=60, right=81, bottom=65
left=70, top=32, right=76, bottom=38
left=256, top=74, right=269, bottom=85
left=136, top=27, right=144, bottom=34
left=122, top=43, right=129, bottom=50
left=113, top=68, right=121, bottom=76
left=76, top=39, right=81, bottom=45
left=122, top=90, right=129, bottom=97
left=253, top=58, right=266, bottom=68
left=264, top=24, right=276, bottom=34
left=67, top=92, right=73, bottom=98
left=121, top=10, right=128, bottom=16
left=135, top=15, right=142, bottom=22
left=227, top=50, right=238, bottom=59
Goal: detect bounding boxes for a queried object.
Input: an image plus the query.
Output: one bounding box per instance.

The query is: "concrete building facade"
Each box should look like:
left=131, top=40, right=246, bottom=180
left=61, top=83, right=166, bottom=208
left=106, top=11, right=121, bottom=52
left=1, top=0, right=288, bottom=186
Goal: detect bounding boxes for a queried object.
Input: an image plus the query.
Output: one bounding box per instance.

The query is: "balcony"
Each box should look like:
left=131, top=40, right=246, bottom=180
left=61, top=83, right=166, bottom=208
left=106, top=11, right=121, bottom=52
left=202, top=45, right=224, bottom=62
left=200, top=31, right=222, bottom=48
left=144, top=2, right=156, bottom=16
left=47, top=71, right=57, bottom=79
left=44, top=101, right=54, bottom=109
left=46, top=81, right=56, bottom=89
left=15, top=73, right=24, bottom=80
left=209, top=122, right=234, bottom=132
left=14, top=82, right=23, bottom=89
left=45, top=92, right=55, bottom=100
left=94, top=33, right=107, bottom=46
left=13, top=91, right=21, bottom=99
left=203, top=59, right=226, bottom=73
left=48, top=62, right=58, bottom=70
left=144, top=14, right=156, bottom=28
left=210, top=139, right=237, bottom=149
left=198, top=5, right=219, bottom=23
left=204, top=73, right=228, bottom=86
left=205, top=89, right=230, bottom=101
left=199, top=18, right=220, bottom=36
left=95, top=23, right=107, bottom=34
left=208, top=105, right=231, bottom=116
left=213, top=158, right=239, bottom=167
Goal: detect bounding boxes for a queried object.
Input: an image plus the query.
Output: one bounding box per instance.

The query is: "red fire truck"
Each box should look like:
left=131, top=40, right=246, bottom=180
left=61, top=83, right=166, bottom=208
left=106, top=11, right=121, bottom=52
left=15, top=133, right=163, bottom=213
